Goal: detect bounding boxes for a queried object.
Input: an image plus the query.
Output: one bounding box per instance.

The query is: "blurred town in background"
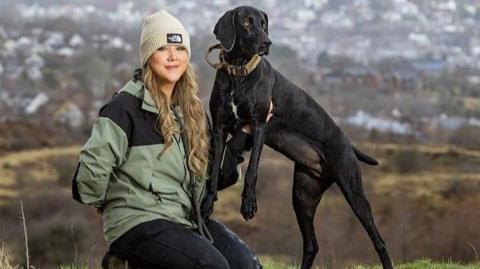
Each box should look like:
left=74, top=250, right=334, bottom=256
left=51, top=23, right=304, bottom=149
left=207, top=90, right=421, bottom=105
left=1, top=0, right=479, bottom=268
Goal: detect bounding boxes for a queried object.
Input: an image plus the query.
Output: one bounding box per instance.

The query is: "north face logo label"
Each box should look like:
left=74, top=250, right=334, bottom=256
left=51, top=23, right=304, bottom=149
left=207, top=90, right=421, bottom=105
left=167, top=33, right=182, bottom=43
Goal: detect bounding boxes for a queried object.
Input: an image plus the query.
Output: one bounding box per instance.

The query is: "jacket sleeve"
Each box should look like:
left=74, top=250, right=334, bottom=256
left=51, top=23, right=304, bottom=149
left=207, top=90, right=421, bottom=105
left=72, top=101, right=130, bottom=208
left=217, top=128, right=253, bottom=191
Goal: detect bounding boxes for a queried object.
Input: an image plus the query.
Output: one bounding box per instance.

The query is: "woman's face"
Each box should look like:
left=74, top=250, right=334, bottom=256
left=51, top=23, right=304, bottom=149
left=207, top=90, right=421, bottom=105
left=149, top=45, right=189, bottom=85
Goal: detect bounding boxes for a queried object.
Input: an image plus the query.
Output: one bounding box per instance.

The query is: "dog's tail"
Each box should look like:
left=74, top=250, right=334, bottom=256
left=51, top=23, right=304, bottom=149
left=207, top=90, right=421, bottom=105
left=353, top=146, right=378, bottom=166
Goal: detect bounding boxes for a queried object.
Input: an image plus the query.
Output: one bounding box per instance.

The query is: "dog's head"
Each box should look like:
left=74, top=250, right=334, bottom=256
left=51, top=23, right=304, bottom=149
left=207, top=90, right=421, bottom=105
left=214, top=6, right=271, bottom=59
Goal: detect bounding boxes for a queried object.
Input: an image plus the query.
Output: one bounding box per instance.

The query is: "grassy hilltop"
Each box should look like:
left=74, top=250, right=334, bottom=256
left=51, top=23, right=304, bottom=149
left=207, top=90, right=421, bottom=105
left=0, top=141, right=480, bottom=268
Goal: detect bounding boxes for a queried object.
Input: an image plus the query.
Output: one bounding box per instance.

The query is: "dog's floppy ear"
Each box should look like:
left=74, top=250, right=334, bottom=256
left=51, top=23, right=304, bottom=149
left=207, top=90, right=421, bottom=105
left=214, top=9, right=237, bottom=52
left=261, top=10, right=269, bottom=34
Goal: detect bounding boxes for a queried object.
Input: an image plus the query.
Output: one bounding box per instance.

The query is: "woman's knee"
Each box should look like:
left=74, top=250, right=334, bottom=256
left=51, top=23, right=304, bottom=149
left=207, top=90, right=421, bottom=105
left=206, top=219, right=262, bottom=269
left=246, top=256, right=262, bottom=269
left=197, top=249, right=230, bottom=269
left=230, top=250, right=262, bottom=269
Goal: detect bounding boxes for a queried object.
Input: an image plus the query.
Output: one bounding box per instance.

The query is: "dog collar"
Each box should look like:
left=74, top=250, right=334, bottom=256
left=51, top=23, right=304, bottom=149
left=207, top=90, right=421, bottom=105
left=205, top=43, right=262, bottom=76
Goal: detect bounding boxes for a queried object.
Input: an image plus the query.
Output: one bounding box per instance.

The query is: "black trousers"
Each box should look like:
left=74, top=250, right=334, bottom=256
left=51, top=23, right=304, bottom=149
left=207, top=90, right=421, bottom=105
left=108, top=218, right=262, bottom=269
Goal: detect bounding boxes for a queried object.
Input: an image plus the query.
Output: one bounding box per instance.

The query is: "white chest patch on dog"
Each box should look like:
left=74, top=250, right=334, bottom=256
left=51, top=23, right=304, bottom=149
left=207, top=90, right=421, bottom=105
left=230, top=91, right=239, bottom=119
left=231, top=102, right=239, bottom=119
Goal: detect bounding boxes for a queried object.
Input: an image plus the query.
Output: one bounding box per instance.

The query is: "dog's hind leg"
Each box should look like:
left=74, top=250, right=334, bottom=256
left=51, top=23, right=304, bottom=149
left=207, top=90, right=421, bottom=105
left=333, top=151, right=393, bottom=269
left=292, top=163, right=332, bottom=269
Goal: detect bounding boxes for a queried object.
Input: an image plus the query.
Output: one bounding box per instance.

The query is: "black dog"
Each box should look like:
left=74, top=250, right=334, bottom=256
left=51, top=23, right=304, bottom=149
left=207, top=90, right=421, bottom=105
left=202, top=6, right=393, bottom=269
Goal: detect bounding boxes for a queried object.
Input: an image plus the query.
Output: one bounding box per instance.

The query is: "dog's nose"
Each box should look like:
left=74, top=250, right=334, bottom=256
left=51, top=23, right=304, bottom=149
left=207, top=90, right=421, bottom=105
left=263, top=40, right=272, bottom=47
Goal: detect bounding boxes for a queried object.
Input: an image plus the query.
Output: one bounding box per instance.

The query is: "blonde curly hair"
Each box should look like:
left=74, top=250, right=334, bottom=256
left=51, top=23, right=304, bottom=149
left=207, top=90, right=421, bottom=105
left=142, top=63, right=210, bottom=180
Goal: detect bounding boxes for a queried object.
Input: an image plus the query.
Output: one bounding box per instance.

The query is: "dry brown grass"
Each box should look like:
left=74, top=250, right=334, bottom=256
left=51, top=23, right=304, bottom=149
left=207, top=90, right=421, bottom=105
left=360, top=142, right=480, bottom=159
left=1, top=143, right=480, bottom=268
left=0, top=146, right=80, bottom=204
left=213, top=144, right=480, bottom=268
left=0, top=243, right=17, bottom=269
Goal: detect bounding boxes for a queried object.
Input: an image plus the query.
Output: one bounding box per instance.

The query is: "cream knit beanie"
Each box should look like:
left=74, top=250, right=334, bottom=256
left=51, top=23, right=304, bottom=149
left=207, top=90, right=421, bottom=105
left=139, top=10, right=191, bottom=67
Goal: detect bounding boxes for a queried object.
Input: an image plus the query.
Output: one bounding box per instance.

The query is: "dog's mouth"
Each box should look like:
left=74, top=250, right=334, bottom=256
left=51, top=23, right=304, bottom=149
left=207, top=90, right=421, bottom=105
left=258, top=46, right=270, bottom=56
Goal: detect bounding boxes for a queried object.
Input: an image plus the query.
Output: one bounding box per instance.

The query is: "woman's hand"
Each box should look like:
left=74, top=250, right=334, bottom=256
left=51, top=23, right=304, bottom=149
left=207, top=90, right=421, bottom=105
left=241, top=101, right=274, bottom=134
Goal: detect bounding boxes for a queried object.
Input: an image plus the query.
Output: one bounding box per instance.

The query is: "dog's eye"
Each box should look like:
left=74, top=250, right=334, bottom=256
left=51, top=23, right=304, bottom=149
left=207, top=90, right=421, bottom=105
left=243, top=19, right=251, bottom=27
left=262, top=22, right=267, bottom=30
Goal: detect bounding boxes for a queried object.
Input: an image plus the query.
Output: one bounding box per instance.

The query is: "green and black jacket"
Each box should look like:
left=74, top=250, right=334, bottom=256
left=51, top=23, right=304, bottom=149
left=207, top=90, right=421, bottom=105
left=71, top=79, right=252, bottom=247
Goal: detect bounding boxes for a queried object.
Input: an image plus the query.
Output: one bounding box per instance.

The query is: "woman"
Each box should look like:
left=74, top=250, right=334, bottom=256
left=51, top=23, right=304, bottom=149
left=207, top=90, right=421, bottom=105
left=72, top=10, right=271, bottom=269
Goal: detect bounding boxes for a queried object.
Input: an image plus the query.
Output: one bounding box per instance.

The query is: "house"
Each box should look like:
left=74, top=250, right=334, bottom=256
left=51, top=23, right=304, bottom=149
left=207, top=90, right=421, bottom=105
left=319, top=71, right=343, bottom=91
left=385, top=68, right=422, bottom=91
left=53, top=101, right=84, bottom=129
left=343, top=66, right=383, bottom=90
left=412, top=59, right=447, bottom=76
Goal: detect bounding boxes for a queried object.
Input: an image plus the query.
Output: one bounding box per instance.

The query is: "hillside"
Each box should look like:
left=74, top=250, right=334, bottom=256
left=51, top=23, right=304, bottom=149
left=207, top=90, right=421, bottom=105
left=0, top=141, right=479, bottom=268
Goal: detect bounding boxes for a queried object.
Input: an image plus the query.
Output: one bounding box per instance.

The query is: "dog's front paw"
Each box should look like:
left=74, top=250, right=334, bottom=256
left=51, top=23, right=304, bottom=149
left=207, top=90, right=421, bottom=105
left=240, top=195, right=257, bottom=221
left=201, top=194, right=216, bottom=220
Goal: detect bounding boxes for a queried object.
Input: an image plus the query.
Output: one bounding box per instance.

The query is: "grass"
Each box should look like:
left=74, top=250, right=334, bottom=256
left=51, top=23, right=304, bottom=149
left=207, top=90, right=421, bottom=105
left=2, top=238, right=480, bottom=269
left=55, top=259, right=480, bottom=269
left=60, top=264, right=89, bottom=269
left=0, top=145, right=79, bottom=189
left=2, top=144, right=480, bottom=268
left=352, top=259, right=480, bottom=269
left=0, top=243, right=17, bottom=269
left=224, top=259, right=480, bottom=269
